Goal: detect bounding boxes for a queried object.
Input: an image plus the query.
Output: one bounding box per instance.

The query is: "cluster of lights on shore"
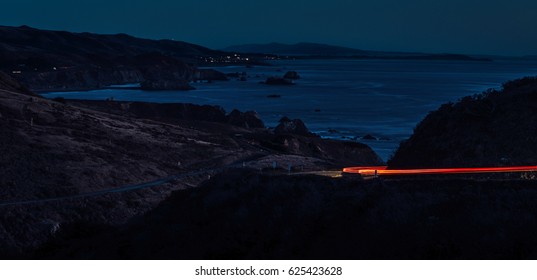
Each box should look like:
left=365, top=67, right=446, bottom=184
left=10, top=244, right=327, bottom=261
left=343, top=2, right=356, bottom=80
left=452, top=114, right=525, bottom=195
left=198, top=53, right=279, bottom=64
left=198, top=54, right=251, bottom=64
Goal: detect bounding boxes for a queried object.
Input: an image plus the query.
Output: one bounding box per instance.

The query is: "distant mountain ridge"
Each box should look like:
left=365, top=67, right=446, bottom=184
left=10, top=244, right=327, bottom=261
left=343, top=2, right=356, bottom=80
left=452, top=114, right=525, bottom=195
left=223, top=42, right=370, bottom=56
left=223, top=42, right=491, bottom=61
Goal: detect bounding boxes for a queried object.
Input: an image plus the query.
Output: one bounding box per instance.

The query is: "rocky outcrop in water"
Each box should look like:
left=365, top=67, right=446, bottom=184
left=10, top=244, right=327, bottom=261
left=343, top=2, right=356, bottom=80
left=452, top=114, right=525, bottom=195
left=140, top=80, right=194, bottom=90
left=264, top=77, right=294, bottom=85
left=283, top=71, right=300, bottom=80
left=194, top=69, right=228, bottom=82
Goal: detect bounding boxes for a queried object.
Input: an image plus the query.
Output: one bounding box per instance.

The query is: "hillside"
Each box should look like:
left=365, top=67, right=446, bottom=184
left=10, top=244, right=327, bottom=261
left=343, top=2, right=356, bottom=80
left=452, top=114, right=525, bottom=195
left=0, top=25, right=255, bottom=91
left=0, top=70, right=34, bottom=95
left=0, top=73, right=382, bottom=256
left=0, top=25, right=220, bottom=62
left=389, top=76, right=537, bottom=168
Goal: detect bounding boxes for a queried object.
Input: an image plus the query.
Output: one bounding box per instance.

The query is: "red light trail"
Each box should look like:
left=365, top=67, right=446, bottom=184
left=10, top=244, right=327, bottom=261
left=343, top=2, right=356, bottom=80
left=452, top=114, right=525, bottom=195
left=342, top=165, right=537, bottom=176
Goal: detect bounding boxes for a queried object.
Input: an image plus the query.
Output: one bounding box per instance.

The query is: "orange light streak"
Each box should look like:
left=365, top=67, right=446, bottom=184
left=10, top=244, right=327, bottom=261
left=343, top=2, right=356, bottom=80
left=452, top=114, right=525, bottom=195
left=342, top=165, right=537, bottom=176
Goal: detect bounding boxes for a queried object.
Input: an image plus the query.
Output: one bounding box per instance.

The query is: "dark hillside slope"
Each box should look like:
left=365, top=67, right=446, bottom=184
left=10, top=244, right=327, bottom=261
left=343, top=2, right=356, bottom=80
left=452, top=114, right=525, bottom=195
left=0, top=74, right=382, bottom=255
left=389, top=76, right=537, bottom=168
left=0, top=71, right=34, bottom=95
left=0, top=25, right=226, bottom=91
left=0, top=25, right=220, bottom=65
left=0, top=77, right=258, bottom=254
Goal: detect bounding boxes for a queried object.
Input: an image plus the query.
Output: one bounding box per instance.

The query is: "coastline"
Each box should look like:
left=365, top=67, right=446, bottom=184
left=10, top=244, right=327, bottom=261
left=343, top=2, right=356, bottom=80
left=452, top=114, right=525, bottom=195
left=40, top=58, right=537, bottom=162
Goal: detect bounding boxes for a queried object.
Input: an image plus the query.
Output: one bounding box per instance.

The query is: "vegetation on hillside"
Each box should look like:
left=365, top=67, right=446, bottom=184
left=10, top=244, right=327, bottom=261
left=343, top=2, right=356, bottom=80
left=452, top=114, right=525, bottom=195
left=389, top=76, right=537, bottom=168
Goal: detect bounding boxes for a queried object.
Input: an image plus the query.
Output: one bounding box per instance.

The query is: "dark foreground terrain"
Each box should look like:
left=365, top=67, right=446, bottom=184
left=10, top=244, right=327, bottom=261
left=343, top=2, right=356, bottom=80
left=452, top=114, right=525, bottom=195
left=35, top=170, right=537, bottom=259
left=22, top=75, right=537, bottom=260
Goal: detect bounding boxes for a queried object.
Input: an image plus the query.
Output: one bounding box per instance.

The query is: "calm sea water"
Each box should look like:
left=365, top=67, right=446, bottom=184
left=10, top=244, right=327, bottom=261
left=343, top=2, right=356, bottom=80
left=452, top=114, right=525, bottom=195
left=42, top=59, right=537, bottom=161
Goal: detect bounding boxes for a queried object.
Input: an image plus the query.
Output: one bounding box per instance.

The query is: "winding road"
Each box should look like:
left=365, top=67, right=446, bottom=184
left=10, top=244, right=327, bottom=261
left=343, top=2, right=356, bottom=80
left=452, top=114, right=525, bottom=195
left=342, top=165, right=537, bottom=176
left=0, top=168, right=219, bottom=207
left=3, top=163, right=537, bottom=207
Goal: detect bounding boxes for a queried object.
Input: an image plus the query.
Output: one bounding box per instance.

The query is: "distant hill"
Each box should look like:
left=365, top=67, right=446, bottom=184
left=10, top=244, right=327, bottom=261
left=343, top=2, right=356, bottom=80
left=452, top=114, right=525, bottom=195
left=0, top=25, right=221, bottom=64
left=223, top=42, right=491, bottom=61
left=0, top=25, right=244, bottom=91
left=223, top=42, right=370, bottom=56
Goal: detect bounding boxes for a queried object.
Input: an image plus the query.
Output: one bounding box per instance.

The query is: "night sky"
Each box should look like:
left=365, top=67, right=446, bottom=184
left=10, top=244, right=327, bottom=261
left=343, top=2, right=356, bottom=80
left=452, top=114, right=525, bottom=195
left=2, top=0, right=537, bottom=56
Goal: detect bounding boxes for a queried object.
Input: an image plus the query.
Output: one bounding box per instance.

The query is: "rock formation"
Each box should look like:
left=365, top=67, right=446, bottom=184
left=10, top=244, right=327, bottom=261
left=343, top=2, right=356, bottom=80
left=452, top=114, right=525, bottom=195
left=264, top=77, right=294, bottom=85
left=274, top=117, right=313, bottom=136
left=283, top=71, right=300, bottom=80
left=226, top=109, right=265, bottom=128
left=194, top=69, right=228, bottom=82
left=140, top=80, right=195, bottom=90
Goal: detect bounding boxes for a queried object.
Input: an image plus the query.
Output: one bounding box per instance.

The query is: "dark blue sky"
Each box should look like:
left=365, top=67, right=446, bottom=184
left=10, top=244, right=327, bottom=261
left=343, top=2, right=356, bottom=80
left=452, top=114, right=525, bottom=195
left=2, top=0, right=537, bottom=55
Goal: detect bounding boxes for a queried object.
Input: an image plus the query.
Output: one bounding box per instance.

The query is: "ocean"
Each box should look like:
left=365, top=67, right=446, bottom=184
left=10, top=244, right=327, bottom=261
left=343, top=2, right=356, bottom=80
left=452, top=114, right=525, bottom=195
left=42, top=58, right=537, bottom=161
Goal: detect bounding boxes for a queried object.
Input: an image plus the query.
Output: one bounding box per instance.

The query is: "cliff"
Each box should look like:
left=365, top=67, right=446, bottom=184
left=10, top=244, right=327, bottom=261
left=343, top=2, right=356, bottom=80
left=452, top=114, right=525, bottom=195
left=389, top=76, right=537, bottom=168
